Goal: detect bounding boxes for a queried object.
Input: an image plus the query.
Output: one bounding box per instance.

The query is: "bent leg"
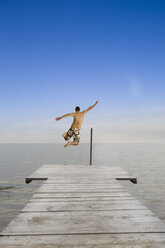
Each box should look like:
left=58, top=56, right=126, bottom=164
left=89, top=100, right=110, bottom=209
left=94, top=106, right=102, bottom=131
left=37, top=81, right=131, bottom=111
left=62, top=133, right=71, bottom=141
left=63, top=128, right=73, bottom=141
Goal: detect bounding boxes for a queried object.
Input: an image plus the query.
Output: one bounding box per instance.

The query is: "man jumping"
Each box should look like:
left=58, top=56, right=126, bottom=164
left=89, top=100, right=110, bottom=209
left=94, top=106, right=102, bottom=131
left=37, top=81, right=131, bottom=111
left=56, top=101, right=98, bottom=148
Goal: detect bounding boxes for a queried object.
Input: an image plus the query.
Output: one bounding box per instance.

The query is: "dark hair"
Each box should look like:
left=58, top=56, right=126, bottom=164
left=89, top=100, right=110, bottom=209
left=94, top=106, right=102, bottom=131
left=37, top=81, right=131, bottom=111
left=75, top=106, right=80, bottom=112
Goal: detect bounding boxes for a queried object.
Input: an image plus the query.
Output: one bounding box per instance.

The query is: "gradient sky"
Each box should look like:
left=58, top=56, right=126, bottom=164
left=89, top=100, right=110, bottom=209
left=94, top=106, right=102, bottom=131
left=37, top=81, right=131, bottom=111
left=0, top=0, right=165, bottom=143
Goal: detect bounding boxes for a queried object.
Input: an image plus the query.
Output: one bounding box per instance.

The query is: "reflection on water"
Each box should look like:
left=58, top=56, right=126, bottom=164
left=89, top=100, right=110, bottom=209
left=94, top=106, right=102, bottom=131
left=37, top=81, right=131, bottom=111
left=0, top=143, right=165, bottom=232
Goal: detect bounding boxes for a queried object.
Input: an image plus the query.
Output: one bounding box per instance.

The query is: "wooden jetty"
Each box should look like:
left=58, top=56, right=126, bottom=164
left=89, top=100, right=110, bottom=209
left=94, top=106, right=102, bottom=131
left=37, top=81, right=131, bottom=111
left=0, top=164, right=165, bottom=247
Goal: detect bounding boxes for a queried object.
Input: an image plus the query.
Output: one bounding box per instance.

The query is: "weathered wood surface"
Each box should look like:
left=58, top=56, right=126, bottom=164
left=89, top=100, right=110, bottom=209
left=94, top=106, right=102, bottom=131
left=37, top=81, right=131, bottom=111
left=0, top=164, right=165, bottom=247
left=2, top=210, right=165, bottom=235
left=1, top=233, right=165, bottom=248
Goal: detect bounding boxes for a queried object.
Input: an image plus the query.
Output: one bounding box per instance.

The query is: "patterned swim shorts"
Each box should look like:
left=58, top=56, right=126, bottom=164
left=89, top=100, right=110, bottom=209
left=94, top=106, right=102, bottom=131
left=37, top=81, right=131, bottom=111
left=64, top=127, right=80, bottom=144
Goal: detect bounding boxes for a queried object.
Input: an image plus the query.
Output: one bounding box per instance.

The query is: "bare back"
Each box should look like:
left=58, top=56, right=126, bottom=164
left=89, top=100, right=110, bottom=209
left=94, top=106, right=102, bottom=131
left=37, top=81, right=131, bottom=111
left=71, top=111, right=85, bottom=130
left=56, top=101, right=98, bottom=132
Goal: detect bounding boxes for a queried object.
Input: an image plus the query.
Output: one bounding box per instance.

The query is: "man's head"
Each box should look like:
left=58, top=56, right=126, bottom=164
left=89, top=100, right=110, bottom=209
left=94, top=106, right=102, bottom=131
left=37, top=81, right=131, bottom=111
left=75, top=106, right=80, bottom=112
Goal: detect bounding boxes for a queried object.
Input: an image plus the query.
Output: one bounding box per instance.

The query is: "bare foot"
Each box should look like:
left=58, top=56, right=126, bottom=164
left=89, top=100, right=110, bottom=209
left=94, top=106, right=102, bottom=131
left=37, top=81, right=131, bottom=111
left=64, top=141, right=71, bottom=148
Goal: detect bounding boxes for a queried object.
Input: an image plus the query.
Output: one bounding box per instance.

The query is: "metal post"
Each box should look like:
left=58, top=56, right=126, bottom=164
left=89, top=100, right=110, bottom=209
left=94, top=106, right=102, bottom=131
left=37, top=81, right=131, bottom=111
left=90, top=128, right=93, bottom=165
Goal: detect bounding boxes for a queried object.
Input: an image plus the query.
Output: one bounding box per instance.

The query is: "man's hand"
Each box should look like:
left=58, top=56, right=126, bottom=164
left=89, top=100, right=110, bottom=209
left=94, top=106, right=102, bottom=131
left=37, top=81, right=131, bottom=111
left=56, top=117, right=62, bottom=121
left=56, top=113, right=75, bottom=121
left=82, top=101, right=99, bottom=114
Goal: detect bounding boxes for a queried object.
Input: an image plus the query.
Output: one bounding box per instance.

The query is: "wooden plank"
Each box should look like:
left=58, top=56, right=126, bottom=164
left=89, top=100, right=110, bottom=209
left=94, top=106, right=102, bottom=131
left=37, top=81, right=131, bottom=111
left=27, top=167, right=129, bottom=174
left=44, top=180, right=129, bottom=184
left=0, top=233, right=165, bottom=247
left=32, top=168, right=129, bottom=172
left=44, top=178, right=127, bottom=182
left=38, top=182, right=123, bottom=186
left=2, top=210, right=165, bottom=235
left=32, top=190, right=132, bottom=196
left=21, top=199, right=147, bottom=212
left=26, top=173, right=130, bottom=178
left=44, top=180, right=122, bottom=185
left=37, top=184, right=124, bottom=190
left=30, top=196, right=136, bottom=202
left=32, top=164, right=126, bottom=170
left=35, top=188, right=124, bottom=193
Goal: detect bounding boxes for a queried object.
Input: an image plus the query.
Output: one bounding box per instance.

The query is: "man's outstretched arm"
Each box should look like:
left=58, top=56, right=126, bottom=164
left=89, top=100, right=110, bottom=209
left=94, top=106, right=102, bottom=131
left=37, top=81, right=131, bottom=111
left=56, top=113, right=75, bottom=121
left=82, top=101, right=98, bottom=114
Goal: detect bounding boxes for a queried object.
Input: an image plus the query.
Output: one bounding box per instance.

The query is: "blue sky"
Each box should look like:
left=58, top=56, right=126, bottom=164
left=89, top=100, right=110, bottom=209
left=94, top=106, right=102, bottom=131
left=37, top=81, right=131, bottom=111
left=0, top=0, right=165, bottom=143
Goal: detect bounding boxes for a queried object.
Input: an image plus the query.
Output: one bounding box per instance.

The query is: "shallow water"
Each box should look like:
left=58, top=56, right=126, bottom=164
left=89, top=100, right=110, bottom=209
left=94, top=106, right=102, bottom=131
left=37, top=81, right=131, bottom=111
left=0, top=143, right=165, bottom=232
